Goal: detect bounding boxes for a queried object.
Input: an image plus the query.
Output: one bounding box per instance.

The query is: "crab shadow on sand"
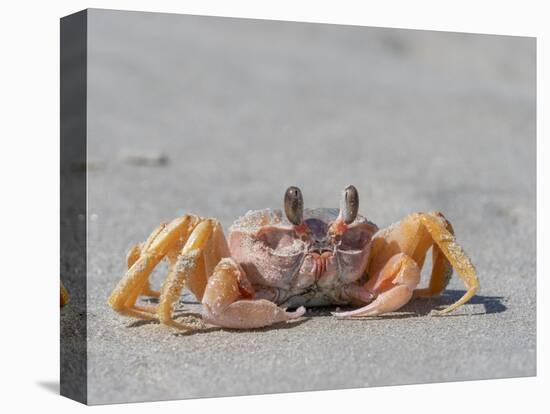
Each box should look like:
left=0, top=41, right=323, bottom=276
left=315, top=289, right=507, bottom=320
left=126, top=306, right=310, bottom=337
left=123, top=290, right=506, bottom=335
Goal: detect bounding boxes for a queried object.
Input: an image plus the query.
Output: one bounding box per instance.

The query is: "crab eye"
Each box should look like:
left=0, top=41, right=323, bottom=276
left=284, top=186, right=304, bottom=226
left=340, top=185, right=359, bottom=224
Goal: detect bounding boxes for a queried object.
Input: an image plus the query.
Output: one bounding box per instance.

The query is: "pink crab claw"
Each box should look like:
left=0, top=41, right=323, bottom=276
left=286, top=306, right=307, bottom=319
left=202, top=302, right=307, bottom=329
left=330, top=285, right=413, bottom=318
left=331, top=253, right=420, bottom=318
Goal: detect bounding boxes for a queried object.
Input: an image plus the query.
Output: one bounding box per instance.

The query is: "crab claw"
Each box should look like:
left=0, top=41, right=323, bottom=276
left=332, top=253, right=420, bottom=318
left=203, top=302, right=306, bottom=329
left=286, top=306, right=307, bottom=319
left=201, top=258, right=308, bottom=329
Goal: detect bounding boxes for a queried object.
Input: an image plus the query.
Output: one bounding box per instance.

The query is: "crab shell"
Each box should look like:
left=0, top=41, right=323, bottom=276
left=228, top=208, right=379, bottom=307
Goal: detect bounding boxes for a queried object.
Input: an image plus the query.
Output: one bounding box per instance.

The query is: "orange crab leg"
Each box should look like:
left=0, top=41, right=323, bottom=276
left=335, top=212, right=479, bottom=317
left=108, top=215, right=199, bottom=317
left=417, top=213, right=479, bottom=314
left=60, top=282, right=70, bottom=307
left=126, top=243, right=143, bottom=268
left=157, top=219, right=230, bottom=329
left=124, top=223, right=166, bottom=306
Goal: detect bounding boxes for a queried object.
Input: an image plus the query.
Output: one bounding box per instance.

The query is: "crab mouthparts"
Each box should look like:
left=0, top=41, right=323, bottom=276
left=309, top=251, right=333, bottom=279
left=308, top=245, right=333, bottom=255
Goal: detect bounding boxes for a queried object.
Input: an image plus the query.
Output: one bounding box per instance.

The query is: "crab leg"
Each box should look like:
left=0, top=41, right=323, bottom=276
left=412, top=213, right=454, bottom=299
left=126, top=221, right=170, bottom=298
left=335, top=212, right=479, bottom=318
left=156, top=219, right=214, bottom=328
left=202, top=258, right=305, bottom=329
left=108, top=215, right=199, bottom=319
left=126, top=243, right=142, bottom=268
left=417, top=213, right=479, bottom=314
left=60, top=281, right=69, bottom=307
left=124, top=226, right=165, bottom=307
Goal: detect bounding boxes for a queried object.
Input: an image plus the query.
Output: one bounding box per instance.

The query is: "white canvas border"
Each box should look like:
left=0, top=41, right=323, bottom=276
left=0, top=1, right=545, bottom=413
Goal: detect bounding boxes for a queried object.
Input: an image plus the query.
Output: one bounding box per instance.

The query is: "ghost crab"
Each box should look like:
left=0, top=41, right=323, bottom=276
left=108, top=186, right=479, bottom=329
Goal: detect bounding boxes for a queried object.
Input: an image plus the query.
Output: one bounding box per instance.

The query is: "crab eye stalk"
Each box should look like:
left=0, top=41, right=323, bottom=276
left=340, top=185, right=359, bottom=224
left=284, top=186, right=304, bottom=226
